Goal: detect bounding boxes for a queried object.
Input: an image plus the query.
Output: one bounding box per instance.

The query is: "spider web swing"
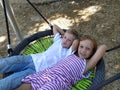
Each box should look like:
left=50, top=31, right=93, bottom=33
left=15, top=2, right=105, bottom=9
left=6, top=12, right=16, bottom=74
left=2, top=0, right=120, bottom=90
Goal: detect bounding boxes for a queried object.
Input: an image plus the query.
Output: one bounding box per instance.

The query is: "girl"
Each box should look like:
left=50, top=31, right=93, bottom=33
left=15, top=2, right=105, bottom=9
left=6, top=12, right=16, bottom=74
left=17, top=35, right=107, bottom=90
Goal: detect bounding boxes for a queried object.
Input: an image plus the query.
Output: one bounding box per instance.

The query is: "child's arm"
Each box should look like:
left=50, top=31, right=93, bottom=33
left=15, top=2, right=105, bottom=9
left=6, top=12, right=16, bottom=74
left=84, top=45, right=107, bottom=74
left=71, top=39, right=79, bottom=52
left=16, top=83, right=31, bottom=90
left=53, top=24, right=65, bottom=36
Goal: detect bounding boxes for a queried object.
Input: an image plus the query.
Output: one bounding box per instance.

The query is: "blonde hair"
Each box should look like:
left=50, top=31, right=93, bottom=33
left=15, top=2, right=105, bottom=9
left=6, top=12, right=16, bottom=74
left=66, top=29, right=79, bottom=39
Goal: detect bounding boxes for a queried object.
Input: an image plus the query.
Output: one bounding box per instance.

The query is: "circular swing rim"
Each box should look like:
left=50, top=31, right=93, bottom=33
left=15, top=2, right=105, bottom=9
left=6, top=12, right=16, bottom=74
left=9, top=30, right=105, bottom=90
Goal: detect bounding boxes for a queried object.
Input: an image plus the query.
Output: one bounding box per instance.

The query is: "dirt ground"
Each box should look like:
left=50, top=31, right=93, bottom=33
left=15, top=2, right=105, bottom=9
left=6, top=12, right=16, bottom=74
left=0, top=0, right=120, bottom=90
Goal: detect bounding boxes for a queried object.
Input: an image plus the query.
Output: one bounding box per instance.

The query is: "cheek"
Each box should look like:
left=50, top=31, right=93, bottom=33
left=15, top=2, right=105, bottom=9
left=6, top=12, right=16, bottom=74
left=66, top=41, right=72, bottom=45
left=66, top=43, right=71, bottom=48
left=62, top=39, right=65, bottom=42
left=87, top=51, right=93, bottom=57
left=62, top=39, right=66, bottom=44
left=77, top=48, right=81, bottom=54
left=68, top=41, right=72, bottom=45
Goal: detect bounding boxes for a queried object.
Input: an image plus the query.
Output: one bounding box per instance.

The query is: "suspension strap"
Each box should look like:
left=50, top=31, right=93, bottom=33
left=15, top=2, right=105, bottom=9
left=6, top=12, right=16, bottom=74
left=2, top=0, right=13, bottom=54
left=92, top=73, right=120, bottom=90
left=106, top=45, right=120, bottom=52
left=27, top=0, right=53, bottom=29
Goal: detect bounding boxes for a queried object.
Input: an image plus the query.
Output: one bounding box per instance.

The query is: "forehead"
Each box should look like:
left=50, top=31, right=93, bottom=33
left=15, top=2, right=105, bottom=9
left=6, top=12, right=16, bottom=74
left=64, top=32, right=75, bottom=38
left=80, top=40, right=94, bottom=48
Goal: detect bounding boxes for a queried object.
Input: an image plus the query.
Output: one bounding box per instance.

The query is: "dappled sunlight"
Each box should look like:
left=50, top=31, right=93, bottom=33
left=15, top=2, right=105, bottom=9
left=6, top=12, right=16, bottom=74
left=74, top=5, right=102, bottom=22
left=69, top=1, right=79, bottom=5
left=114, top=65, right=120, bottom=70
left=39, top=17, right=74, bottom=29
left=28, top=5, right=102, bottom=35
left=0, top=35, right=6, bottom=43
left=50, top=17, right=74, bottom=29
left=28, top=22, right=50, bottom=35
left=28, top=14, right=74, bottom=35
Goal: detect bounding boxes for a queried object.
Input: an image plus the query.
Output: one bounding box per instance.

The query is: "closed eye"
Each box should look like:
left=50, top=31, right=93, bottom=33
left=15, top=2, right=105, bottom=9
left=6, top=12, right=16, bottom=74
left=68, top=39, right=72, bottom=42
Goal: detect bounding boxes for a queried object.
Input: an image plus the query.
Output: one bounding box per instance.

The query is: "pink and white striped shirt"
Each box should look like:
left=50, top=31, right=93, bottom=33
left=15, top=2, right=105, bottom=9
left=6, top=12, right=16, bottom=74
left=22, top=54, right=90, bottom=90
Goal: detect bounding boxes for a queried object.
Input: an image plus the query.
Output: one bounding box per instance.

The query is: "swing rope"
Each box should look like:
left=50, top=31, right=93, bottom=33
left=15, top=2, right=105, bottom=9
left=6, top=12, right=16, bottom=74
left=106, top=45, right=120, bottom=52
left=92, top=73, right=120, bottom=90
left=26, top=0, right=53, bottom=29
left=2, top=0, right=13, bottom=54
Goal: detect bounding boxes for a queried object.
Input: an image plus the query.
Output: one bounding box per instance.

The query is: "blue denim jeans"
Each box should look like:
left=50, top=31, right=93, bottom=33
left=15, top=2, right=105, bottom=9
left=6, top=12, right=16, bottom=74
left=0, top=55, right=36, bottom=90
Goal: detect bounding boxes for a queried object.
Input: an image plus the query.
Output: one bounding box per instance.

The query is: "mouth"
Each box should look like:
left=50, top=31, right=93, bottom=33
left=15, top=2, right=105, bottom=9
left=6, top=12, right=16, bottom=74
left=79, top=53, right=86, bottom=58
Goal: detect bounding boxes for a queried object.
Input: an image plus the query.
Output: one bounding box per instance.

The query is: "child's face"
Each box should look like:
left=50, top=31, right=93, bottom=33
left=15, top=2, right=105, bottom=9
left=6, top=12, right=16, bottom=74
left=62, top=32, right=75, bottom=48
left=78, top=39, right=94, bottom=59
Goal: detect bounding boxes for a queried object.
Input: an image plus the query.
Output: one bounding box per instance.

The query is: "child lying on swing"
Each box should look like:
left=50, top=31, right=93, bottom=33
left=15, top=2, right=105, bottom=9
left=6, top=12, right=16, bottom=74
left=16, top=35, right=107, bottom=90
left=0, top=25, right=79, bottom=90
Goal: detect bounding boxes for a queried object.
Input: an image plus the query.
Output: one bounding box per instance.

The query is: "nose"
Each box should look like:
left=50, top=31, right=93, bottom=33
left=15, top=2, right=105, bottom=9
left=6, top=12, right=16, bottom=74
left=63, top=39, right=67, bottom=44
left=82, top=48, right=86, bottom=53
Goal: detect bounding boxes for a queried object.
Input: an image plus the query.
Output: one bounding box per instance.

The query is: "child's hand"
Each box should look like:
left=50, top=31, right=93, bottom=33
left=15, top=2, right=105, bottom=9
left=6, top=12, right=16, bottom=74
left=53, top=24, right=58, bottom=30
left=53, top=24, right=64, bottom=35
left=71, top=39, right=79, bottom=52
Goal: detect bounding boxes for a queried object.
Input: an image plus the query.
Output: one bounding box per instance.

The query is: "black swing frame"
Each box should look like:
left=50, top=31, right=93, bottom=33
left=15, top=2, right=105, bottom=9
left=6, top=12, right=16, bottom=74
left=2, top=0, right=120, bottom=89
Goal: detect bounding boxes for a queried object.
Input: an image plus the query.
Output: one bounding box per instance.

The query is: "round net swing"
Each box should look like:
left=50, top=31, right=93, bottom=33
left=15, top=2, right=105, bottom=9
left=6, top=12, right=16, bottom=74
left=1, top=0, right=120, bottom=90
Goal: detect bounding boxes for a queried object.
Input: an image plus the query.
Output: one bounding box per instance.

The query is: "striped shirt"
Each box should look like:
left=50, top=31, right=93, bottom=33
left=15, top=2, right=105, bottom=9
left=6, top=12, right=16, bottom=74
left=22, top=54, right=90, bottom=90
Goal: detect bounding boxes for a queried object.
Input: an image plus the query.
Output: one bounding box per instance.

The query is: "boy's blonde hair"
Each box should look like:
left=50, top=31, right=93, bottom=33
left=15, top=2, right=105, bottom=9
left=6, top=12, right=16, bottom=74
left=66, top=29, right=79, bottom=39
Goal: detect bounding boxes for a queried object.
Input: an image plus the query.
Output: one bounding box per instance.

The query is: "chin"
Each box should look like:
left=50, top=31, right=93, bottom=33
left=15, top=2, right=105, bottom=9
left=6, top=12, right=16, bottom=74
left=62, top=45, right=66, bottom=48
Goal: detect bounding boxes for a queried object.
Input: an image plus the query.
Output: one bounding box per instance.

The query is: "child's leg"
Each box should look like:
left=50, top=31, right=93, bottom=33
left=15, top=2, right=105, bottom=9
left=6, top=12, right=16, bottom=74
left=0, top=68, right=35, bottom=90
left=0, top=55, right=32, bottom=73
left=16, top=83, right=31, bottom=90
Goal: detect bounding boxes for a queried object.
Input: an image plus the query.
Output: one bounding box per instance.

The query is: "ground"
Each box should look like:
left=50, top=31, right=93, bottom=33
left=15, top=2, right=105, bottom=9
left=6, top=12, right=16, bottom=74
left=0, top=0, right=120, bottom=90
